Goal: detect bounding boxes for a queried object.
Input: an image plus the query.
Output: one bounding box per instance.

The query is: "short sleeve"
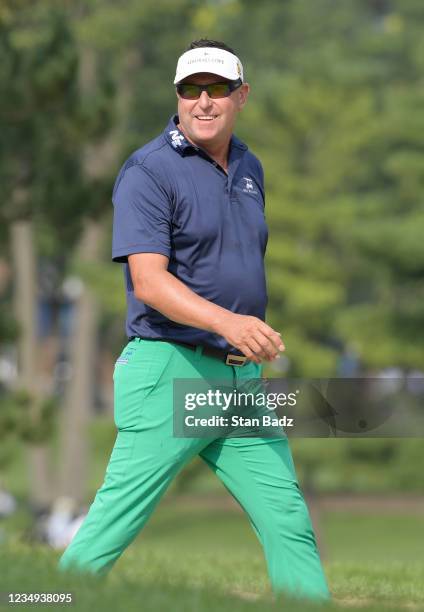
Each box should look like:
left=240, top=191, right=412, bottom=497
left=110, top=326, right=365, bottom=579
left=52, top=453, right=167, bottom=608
left=112, top=163, right=172, bottom=263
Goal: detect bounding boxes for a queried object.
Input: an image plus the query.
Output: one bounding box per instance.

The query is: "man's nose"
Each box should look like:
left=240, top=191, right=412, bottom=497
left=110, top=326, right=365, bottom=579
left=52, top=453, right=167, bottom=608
left=197, top=90, right=213, bottom=109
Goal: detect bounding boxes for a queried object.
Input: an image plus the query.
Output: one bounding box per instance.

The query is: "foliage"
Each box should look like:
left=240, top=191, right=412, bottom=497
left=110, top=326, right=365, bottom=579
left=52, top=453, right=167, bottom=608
left=3, top=0, right=423, bottom=371
left=0, top=390, right=57, bottom=468
left=1, top=1, right=424, bottom=489
left=60, top=0, right=424, bottom=375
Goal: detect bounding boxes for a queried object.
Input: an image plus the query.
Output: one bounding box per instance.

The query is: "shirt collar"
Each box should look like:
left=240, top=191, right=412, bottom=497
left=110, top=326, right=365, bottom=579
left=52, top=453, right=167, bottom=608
left=164, top=115, right=192, bottom=154
left=163, top=114, right=248, bottom=157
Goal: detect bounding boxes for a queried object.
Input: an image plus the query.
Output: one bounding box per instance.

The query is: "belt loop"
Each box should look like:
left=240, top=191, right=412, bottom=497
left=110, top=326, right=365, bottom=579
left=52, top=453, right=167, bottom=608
left=194, top=345, right=203, bottom=361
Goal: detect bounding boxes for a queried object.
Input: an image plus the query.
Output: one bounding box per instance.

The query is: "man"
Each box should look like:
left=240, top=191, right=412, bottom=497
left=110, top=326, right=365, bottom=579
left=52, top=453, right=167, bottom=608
left=59, top=39, right=330, bottom=602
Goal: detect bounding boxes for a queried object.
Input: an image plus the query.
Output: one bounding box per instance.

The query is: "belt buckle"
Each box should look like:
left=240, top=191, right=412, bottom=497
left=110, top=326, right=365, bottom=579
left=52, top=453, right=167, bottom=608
left=225, top=354, right=247, bottom=367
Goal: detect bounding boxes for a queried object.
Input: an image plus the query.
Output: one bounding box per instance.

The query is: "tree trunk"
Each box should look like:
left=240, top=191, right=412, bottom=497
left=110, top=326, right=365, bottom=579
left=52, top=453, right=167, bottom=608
left=57, top=220, right=102, bottom=504
left=11, top=219, right=53, bottom=509
left=56, top=41, right=134, bottom=504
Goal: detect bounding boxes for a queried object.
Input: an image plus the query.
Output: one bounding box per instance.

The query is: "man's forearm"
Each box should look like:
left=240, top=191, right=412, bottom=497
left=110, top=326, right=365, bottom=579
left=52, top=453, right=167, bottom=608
left=136, top=269, right=230, bottom=335
left=131, top=258, right=284, bottom=363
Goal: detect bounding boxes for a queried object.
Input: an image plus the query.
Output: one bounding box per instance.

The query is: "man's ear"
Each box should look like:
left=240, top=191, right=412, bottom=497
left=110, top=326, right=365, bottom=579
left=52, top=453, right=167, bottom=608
left=238, top=82, right=250, bottom=110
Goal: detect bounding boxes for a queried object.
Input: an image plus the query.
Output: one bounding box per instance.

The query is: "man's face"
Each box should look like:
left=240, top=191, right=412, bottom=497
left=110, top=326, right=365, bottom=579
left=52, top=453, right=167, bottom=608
left=176, top=72, right=249, bottom=148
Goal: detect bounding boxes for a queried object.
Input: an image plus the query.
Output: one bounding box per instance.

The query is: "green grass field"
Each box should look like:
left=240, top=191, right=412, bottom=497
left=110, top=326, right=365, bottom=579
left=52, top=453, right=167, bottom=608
left=1, top=421, right=423, bottom=610
left=1, top=503, right=423, bottom=611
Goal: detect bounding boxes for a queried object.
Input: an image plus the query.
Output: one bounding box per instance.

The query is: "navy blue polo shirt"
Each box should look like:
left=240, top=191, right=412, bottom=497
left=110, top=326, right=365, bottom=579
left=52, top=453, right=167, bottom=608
left=112, top=115, right=268, bottom=352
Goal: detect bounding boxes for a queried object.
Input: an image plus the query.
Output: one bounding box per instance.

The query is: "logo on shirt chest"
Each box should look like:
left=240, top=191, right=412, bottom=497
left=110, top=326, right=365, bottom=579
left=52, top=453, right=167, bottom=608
left=242, top=176, right=258, bottom=195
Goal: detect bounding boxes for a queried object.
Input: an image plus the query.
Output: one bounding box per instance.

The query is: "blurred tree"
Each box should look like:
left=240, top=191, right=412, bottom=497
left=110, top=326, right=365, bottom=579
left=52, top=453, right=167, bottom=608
left=0, top=0, right=80, bottom=508
left=57, top=26, right=116, bottom=505
left=212, top=0, right=424, bottom=375
left=68, top=0, right=424, bottom=495
left=1, top=0, right=423, bottom=505
left=0, top=0, right=114, bottom=508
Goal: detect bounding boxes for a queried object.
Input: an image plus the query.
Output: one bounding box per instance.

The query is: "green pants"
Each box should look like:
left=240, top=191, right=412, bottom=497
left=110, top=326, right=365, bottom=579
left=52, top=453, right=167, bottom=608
left=59, top=339, right=330, bottom=601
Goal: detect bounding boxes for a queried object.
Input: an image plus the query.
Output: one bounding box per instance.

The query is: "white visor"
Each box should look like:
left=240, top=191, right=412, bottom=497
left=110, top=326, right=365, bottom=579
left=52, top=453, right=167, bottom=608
left=174, top=47, right=244, bottom=84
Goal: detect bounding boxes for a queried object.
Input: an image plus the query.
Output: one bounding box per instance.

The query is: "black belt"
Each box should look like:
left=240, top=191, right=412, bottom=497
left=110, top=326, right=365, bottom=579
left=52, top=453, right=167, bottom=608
left=128, top=337, right=248, bottom=367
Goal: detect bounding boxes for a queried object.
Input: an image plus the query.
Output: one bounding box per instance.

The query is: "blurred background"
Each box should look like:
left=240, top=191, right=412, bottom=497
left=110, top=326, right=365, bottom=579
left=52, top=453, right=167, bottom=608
left=0, top=0, right=423, bottom=607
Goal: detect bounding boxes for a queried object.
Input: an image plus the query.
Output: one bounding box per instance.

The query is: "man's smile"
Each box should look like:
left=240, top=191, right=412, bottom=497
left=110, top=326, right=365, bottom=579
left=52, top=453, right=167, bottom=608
left=195, top=115, right=218, bottom=121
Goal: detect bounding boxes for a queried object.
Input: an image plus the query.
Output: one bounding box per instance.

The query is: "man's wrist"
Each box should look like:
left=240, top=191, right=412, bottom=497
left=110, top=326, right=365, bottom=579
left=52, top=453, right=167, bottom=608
left=208, top=308, right=233, bottom=335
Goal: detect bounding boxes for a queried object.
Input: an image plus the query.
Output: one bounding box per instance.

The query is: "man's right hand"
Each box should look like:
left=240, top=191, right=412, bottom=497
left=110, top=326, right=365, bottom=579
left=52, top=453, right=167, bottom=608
left=215, top=312, right=285, bottom=364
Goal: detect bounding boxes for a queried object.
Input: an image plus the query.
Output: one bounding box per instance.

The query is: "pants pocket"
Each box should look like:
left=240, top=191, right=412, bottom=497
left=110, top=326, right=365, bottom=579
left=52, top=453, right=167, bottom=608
left=113, top=341, right=174, bottom=430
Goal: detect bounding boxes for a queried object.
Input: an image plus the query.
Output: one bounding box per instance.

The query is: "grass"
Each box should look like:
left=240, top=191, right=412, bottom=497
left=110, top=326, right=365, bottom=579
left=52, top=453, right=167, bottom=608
left=1, top=421, right=423, bottom=609
left=1, top=504, right=423, bottom=611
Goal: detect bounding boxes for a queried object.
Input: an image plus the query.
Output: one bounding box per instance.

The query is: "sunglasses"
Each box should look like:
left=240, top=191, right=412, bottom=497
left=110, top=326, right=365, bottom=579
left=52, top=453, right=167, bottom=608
left=176, top=79, right=242, bottom=100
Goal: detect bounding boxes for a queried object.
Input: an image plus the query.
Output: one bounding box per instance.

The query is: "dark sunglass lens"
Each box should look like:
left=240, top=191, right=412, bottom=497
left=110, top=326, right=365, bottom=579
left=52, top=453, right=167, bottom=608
left=177, top=82, right=237, bottom=99
left=207, top=83, right=231, bottom=98
left=178, top=84, right=201, bottom=99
